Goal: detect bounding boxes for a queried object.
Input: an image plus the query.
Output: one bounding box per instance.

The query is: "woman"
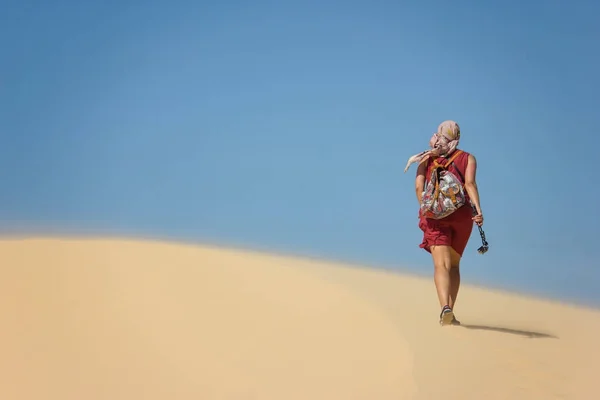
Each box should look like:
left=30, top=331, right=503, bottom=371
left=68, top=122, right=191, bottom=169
left=404, top=120, right=484, bottom=326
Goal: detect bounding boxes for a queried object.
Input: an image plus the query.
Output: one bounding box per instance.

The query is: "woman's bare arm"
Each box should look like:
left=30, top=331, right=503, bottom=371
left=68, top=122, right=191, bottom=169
left=415, top=161, right=427, bottom=204
left=463, top=154, right=483, bottom=219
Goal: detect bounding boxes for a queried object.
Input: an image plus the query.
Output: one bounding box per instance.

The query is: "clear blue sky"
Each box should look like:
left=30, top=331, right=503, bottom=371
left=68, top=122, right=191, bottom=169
left=1, top=1, right=599, bottom=307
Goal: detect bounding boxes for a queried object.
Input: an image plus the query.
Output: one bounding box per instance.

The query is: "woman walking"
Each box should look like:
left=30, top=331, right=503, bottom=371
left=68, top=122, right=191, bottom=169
left=404, top=120, right=484, bottom=326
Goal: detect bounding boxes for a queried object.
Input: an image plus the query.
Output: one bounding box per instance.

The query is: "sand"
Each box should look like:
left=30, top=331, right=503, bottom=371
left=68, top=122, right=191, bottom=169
left=1, top=237, right=598, bottom=399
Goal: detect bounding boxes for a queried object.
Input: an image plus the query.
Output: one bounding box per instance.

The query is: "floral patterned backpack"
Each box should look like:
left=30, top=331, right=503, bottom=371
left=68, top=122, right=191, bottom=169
left=420, top=150, right=467, bottom=219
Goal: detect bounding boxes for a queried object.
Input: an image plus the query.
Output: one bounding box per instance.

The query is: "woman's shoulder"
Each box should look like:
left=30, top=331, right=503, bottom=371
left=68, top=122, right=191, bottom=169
left=457, top=149, right=475, bottom=162
left=465, top=151, right=478, bottom=165
left=451, top=149, right=472, bottom=170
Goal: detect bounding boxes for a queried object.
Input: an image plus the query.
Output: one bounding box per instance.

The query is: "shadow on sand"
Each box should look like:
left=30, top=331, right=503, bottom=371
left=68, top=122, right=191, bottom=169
left=460, top=324, right=558, bottom=339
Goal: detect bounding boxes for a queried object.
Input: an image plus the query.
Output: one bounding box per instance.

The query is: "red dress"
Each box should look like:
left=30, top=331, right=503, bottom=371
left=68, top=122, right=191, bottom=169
left=418, top=150, right=474, bottom=257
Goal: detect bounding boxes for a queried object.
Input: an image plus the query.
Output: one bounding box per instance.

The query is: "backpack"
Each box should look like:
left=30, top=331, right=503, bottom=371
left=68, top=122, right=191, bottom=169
left=420, top=150, right=467, bottom=220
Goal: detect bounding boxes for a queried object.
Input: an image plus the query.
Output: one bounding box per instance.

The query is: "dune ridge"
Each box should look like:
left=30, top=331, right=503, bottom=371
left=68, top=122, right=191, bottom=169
left=1, top=237, right=598, bottom=399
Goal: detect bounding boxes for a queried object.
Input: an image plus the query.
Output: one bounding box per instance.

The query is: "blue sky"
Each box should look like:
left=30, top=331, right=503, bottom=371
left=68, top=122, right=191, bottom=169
left=1, top=0, right=599, bottom=307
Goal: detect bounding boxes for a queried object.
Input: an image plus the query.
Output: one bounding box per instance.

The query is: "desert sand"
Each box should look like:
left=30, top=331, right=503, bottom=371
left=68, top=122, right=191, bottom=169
left=1, top=237, right=598, bottom=399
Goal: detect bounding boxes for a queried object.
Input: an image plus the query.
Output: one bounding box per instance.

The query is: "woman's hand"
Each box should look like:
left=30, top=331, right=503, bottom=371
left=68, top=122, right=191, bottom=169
left=472, top=212, right=484, bottom=226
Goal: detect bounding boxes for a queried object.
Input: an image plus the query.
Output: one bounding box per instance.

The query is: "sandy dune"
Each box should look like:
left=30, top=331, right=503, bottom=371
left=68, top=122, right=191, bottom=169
left=1, top=238, right=598, bottom=399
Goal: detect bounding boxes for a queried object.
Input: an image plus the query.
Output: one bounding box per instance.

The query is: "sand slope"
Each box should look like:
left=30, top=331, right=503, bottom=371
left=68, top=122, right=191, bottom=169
left=1, top=238, right=598, bottom=399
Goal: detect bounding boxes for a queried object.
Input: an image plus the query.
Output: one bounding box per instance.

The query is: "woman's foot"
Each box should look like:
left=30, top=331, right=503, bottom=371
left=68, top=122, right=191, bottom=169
left=439, top=305, right=455, bottom=326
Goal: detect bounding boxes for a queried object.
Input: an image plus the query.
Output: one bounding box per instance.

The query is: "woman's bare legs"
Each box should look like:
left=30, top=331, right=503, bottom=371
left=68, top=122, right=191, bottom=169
left=430, top=245, right=453, bottom=308
left=431, top=245, right=462, bottom=325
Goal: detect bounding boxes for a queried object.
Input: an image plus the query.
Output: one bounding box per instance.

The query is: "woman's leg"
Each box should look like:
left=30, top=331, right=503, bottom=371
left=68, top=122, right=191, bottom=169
left=430, top=245, right=453, bottom=308
left=420, top=218, right=460, bottom=324
left=449, top=247, right=462, bottom=309
left=448, top=211, right=473, bottom=311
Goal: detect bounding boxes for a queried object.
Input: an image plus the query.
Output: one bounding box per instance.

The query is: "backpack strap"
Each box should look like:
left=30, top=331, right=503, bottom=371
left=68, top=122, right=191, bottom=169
left=452, top=161, right=465, bottom=183
left=426, top=150, right=465, bottom=188
left=431, top=150, right=462, bottom=169
left=443, top=150, right=463, bottom=168
left=433, top=150, right=465, bottom=183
